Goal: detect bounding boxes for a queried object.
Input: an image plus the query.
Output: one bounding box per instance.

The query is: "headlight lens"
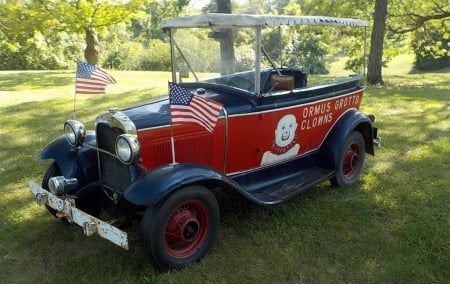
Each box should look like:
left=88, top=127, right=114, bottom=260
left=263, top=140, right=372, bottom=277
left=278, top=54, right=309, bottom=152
left=115, top=134, right=140, bottom=164
left=64, top=120, right=86, bottom=146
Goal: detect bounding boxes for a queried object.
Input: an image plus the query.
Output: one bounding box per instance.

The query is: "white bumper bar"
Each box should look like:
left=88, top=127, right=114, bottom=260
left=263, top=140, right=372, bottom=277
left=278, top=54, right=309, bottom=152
left=29, top=180, right=129, bottom=250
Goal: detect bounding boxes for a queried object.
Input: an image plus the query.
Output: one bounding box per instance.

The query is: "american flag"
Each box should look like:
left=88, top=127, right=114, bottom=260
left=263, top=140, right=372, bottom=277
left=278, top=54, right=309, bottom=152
left=75, top=61, right=116, bottom=94
left=169, top=82, right=223, bottom=132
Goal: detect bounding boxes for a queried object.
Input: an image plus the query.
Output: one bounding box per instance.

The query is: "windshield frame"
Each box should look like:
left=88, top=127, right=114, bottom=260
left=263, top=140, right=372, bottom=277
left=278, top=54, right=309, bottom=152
left=163, top=14, right=369, bottom=97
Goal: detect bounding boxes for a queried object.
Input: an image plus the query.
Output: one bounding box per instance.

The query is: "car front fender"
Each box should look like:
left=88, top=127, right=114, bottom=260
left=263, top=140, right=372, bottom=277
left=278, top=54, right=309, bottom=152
left=39, top=131, right=99, bottom=186
left=124, top=163, right=232, bottom=207
left=320, top=109, right=374, bottom=168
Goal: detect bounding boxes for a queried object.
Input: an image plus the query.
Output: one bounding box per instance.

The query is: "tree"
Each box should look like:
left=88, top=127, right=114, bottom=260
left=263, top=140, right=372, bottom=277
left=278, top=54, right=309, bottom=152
left=216, top=0, right=235, bottom=74
left=411, top=22, right=450, bottom=70
left=34, top=0, right=149, bottom=65
left=367, top=0, right=388, bottom=85
left=0, top=1, right=84, bottom=69
left=2, top=0, right=446, bottom=73
left=388, top=0, right=450, bottom=71
left=388, top=0, right=450, bottom=34
left=131, top=0, right=191, bottom=44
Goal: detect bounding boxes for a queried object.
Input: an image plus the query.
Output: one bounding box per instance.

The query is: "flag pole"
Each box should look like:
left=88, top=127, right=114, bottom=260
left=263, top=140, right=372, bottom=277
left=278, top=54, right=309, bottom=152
left=170, top=135, right=176, bottom=165
left=73, top=69, right=77, bottom=120
left=168, top=82, right=176, bottom=165
left=168, top=28, right=177, bottom=165
left=73, top=61, right=80, bottom=120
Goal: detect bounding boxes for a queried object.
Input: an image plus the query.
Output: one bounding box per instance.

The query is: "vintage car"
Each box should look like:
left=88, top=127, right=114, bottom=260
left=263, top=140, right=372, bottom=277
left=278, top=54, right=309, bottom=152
left=29, top=14, right=379, bottom=270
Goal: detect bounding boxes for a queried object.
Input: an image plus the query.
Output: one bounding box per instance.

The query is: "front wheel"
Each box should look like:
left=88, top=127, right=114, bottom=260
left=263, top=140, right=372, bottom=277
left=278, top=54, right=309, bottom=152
left=330, top=131, right=365, bottom=187
left=141, top=186, right=220, bottom=270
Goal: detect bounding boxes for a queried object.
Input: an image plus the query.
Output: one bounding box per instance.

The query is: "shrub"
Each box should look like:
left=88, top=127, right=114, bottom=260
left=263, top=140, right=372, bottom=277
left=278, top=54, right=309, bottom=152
left=412, top=23, right=450, bottom=71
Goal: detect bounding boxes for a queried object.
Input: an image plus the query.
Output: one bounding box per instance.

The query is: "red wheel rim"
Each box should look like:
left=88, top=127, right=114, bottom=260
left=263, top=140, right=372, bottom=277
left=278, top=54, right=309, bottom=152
left=342, top=142, right=361, bottom=179
left=163, top=200, right=210, bottom=258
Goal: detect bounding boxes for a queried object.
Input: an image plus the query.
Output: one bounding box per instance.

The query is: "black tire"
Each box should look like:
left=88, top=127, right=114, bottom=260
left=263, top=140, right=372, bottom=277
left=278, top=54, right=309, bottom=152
left=330, top=131, right=365, bottom=187
left=141, top=186, right=220, bottom=270
left=41, top=162, right=62, bottom=217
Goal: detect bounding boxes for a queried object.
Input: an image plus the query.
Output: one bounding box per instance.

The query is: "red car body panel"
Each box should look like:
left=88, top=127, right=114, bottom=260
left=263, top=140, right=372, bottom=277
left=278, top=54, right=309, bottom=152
left=137, top=90, right=363, bottom=176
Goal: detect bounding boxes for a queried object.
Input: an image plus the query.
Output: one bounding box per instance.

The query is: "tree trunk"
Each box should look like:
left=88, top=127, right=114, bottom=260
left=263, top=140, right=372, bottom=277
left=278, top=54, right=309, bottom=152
left=216, top=0, right=235, bottom=75
left=367, top=0, right=388, bottom=85
left=84, top=27, right=99, bottom=65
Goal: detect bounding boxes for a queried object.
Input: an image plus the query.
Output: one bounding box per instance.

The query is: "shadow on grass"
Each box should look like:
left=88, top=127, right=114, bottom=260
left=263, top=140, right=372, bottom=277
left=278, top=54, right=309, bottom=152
left=0, top=85, right=162, bottom=180
left=0, top=76, right=166, bottom=281
left=408, top=66, right=450, bottom=74
left=0, top=71, right=75, bottom=91
left=0, top=71, right=449, bottom=282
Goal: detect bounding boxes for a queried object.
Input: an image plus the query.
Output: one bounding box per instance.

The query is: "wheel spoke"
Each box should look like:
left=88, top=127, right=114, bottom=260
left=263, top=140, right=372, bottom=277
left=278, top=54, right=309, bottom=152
left=141, top=186, right=219, bottom=269
left=343, top=143, right=360, bottom=177
left=163, top=200, right=210, bottom=257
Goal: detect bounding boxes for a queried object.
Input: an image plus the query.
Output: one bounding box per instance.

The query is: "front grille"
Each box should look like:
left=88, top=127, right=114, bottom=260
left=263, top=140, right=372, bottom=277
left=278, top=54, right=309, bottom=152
left=96, top=123, right=132, bottom=192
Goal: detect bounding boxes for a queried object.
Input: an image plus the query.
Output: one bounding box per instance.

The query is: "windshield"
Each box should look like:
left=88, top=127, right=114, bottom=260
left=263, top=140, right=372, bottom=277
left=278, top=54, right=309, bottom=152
left=168, top=22, right=367, bottom=94
left=170, top=27, right=262, bottom=80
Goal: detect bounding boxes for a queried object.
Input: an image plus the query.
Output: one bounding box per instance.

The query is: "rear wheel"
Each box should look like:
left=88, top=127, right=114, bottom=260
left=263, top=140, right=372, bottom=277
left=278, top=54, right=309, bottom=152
left=41, top=162, right=61, bottom=217
left=141, top=186, right=220, bottom=270
left=330, top=131, right=365, bottom=187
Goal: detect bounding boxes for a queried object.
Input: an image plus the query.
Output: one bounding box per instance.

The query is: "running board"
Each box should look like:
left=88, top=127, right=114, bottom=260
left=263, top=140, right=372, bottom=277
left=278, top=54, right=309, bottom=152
left=250, top=167, right=335, bottom=204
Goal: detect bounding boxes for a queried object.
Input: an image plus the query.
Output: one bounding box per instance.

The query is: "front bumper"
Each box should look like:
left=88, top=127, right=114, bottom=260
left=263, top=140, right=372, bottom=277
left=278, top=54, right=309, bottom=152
left=28, top=180, right=129, bottom=250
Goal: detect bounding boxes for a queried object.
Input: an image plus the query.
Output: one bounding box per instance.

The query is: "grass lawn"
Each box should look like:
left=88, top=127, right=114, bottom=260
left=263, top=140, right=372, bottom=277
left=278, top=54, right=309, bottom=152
left=0, top=59, right=449, bottom=283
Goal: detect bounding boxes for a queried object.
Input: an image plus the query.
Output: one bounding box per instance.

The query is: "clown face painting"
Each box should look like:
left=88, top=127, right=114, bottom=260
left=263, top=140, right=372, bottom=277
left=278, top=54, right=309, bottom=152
left=261, top=114, right=300, bottom=165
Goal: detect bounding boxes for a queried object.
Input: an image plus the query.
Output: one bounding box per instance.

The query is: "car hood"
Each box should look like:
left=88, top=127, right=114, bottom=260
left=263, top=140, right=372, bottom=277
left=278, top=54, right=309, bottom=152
left=121, top=85, right=257, bottom=130
left=122, top=97, right=171, bottom=130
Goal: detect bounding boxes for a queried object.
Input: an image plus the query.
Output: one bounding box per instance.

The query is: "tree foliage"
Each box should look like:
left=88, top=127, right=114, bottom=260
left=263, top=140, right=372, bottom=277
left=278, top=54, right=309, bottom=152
left=411, top=21, right=450, bottom=70
left=0, top=0, right=151, bottom=68
left=0, top=0, right=448, bottom=73
left=388, top=0, right=450, bottom=71
left=285, top=31, right=329, bottom=74
left=34, top=0, right=149, bottom=64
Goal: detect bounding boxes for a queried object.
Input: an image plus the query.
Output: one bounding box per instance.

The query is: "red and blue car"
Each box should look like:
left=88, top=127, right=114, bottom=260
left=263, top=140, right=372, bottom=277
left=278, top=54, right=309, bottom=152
left=29, top=14, right=379, bottom=270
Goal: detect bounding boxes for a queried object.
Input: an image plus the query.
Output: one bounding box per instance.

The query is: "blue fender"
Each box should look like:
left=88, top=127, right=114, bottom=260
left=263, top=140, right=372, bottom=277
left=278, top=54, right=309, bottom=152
left=320, top=109, right=374, bottom=169
left=39, top=131, right=99, bottom=186
left=124, top=163, right=232, bottom=207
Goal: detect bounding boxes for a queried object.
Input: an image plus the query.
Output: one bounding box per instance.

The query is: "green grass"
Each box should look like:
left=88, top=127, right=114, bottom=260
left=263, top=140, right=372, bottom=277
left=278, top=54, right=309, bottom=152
left=1, top=60, right=449, bottom=283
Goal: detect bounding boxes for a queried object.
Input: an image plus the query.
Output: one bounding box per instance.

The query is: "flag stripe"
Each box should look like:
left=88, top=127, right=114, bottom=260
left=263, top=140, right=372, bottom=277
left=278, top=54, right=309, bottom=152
left=171, top=107, right=218, bottom=132
left=171, top=98, right=222, bottom=130
left=75, top=61, right=115, bottom=94
left=92, top=67, right=116, bottom=84
left=169, top=82, right=223, bottom=132
left=171, top=107, right=215, bottom=130
left=171, top=112, right=215, bottom=132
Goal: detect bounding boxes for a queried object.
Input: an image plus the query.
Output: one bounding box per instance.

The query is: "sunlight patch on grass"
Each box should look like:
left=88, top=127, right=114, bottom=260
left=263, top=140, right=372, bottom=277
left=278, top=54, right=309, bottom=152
left=0, top=68, right=449, bottom=283
left=384, top=54, right=415, bottom=75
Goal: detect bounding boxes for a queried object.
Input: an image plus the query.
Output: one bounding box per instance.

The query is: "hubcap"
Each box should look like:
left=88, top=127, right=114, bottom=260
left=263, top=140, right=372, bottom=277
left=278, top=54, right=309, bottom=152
left=343, top=143, right=360, bottom=178
left=164, top=201, right=209, bottom=258
left=166, top=207, right=200, bottom=243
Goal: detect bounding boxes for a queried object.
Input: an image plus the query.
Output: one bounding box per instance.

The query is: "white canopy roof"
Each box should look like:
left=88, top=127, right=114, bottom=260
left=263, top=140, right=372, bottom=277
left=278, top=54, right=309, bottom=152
left=161, top=13, right=369, bottom=29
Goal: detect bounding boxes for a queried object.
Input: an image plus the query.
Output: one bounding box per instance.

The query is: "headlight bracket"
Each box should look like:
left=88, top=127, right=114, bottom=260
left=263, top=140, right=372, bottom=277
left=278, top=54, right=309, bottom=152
left=115, top=134, right=140, bottom=165
left=64, top=120, right=86, bottom=147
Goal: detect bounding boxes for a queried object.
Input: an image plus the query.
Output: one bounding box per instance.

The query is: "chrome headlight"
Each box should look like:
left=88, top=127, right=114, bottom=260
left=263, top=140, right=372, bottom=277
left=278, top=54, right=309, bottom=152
left=64, top=120, right=86, bottom=146
left=115, top=134, right=140, bottom=165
